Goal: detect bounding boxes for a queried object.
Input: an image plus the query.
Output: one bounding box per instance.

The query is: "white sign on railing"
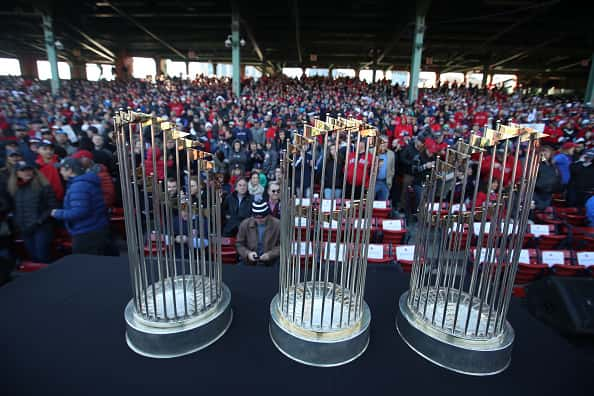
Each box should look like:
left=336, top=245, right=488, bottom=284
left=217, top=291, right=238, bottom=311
left=541, top=250, right=565, bottom=267
left=473, top=222, right=490, bottom=235
left=373, top=201, right=388, bottom=209
left=530, top=224, right=550, bottom=237
left=353, top=218, right=370, bottom=229
left=324, top=243, right=346, bottom=262
left=428, top=202, right=441, bottom=212
left=321, top=199, right=336, bottom=212
left=382, top=220, right=402, bottom=231
left=576, top=251, right=594, bottom=266
left=294, top=217, right=308, bottom=227
left=396, top=245, right=415, bottom=261
left=295, top=198, right=311, bottom=207
left=519, top=249, right=530, bottom=264
left=451, top=203, right=466, bottom=213
left=367, top=244, right=384, bottom=259
left=323, top=220, right=340, bottom=229
left=292, top=242, right=314, bottom=256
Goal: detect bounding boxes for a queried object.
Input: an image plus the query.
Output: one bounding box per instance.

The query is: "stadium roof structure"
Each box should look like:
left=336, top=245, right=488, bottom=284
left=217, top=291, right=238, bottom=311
left=0, top=0, right=592, bottom=77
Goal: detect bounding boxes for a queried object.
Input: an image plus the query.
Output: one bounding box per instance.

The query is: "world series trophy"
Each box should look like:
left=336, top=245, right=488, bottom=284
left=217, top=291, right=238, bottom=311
left=396, top=124, right=545, bottom=375
left=114, top=110, right=232, bottom=358
left=269, top=116, right=379, bottom=366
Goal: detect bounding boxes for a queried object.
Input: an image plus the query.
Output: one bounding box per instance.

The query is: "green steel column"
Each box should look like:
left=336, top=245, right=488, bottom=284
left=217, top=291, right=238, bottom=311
left=409, top=15, right=425, bottom=104
left=42, top=13, right=60, bottom=95
left=585, top=54, right=594, bottom=105
left=231, top=6, right=241, bottom=97
left=482, top=64, right=489, bottom=88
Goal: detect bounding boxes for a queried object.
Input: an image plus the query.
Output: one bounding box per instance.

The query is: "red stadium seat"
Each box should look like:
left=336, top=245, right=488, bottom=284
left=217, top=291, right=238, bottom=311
left=395, top=245, right=415, bottom=273
left=366, top=244, right=394, bottom=264
left=17, top=261, right=48, bottom=272
left=221, top=237, right=237, bottom=264
left=379, top=219, right=406, bottom=244
left=537, top=234, right=567, bottom=250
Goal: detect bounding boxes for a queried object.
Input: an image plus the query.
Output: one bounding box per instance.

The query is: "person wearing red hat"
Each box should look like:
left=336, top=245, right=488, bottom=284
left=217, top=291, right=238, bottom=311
left=553, top=142, right=577, bottom=189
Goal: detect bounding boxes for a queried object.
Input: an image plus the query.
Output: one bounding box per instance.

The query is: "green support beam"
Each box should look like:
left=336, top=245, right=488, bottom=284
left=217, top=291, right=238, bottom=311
left=42, top=13, right=60, bottom=95
left=585, top=54, right=594, bottom=105
left=409, top=14, right=425, bottom=104
left=231, top=4, right=241, bottom=97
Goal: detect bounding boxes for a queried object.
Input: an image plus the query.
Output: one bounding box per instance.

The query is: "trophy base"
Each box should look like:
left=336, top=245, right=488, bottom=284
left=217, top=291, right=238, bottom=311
left=396, top=291, right=514, bottom=376
left=268, top=293, right=370, bottom=367
left=125, top=282, right=232, bottom=358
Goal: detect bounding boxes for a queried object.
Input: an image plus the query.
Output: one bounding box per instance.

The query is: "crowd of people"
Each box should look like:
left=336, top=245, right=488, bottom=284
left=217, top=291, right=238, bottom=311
left=0, top=73, right=593, bottom=277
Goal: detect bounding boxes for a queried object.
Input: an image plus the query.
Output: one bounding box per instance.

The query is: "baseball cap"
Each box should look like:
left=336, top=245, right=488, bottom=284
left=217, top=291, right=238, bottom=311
left=15, top=161, right=34, bottom=171
left=40, top=139, right=54, bottom=147
left=55, top=157, right=84, bottom=174
left=7, top=149, right=22, bottom=157
left=71, top=150, right=94, bottom=161
left=561, top=142, right=578, bottom=150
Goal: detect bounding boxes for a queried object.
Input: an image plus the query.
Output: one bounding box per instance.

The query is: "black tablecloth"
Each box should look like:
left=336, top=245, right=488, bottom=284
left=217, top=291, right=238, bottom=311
left=1, top=255, right=592, bottom=395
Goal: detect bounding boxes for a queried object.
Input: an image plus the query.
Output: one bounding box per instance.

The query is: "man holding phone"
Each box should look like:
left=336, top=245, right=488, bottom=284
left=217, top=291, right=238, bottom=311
left=236, top=200, right=280, bottom=266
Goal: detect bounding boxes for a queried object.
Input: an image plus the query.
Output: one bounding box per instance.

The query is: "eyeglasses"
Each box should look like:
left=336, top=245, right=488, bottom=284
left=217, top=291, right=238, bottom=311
left=270, top=190, right=280, bottom=193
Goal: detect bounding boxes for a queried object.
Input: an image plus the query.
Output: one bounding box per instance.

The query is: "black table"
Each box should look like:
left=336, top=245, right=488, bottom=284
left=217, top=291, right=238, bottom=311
left=1, top=255, right=592, bottom=395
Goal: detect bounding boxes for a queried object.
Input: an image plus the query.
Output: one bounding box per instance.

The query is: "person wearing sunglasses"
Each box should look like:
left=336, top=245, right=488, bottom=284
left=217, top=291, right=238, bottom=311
left=267, top=182, right=281, bottom=218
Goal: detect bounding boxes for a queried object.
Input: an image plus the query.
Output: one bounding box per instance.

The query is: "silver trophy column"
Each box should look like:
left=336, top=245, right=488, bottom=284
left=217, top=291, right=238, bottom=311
left=114, top=110, right=232, bottom=358
left=269, top=116, right=379, bottom=366
left=396, top=124, right=544, bottom=375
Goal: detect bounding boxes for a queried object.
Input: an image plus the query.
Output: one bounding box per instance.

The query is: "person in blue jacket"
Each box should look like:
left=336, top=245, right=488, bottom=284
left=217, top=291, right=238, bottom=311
left=51, top=157, right=111, bottom=255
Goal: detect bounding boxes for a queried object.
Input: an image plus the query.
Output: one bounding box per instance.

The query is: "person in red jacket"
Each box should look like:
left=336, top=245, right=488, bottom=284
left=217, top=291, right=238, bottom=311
left=36, top=139, right=64, bottom=202
left=72, top=150, right=116, bottom=208
left=345, top=138, right=374, bottom=198
left=480, top=144, right=522, bottom=188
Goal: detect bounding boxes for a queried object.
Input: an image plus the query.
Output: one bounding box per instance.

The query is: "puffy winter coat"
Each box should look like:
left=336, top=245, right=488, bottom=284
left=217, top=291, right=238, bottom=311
left=91, top=164, right=116, bottom=208
left=222, top=192, right=252, bottom=237
left=52, top=172, right=109, bottom=235
left=12, top=177, right=58, bottom=235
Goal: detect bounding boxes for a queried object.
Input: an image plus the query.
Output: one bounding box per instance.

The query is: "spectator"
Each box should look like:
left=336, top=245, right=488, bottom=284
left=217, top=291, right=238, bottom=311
left=316, top=142, right=344, bottom=199
left=247, top=141, right=265, bottom=170
left=53, top=129, right=77, bottom=158
left=248, top=171, right=265, bottom=201
left=398, top=137, right=424, bottom=213
left=411, top=139, right=438, bottom=207
left=263, top=139, right=279, bottom=180
left=7, top=161, right=57, bottom=263
left=228, top=140, right=248, bottom=172
left=72, top=150, right=116, bottom=208
left=586, top=194, right=594, bottom=226
left=36, top=139, right=64, bottom=202
left=1, top=149, right=22, bottom=179
left=568, top=149, right=594, bottom=207
left=346, top=138, right=374, bottom=198
left=480, top=143, right=522, bottom=188
left=376, top=135, right=395, bottom=201
left=534, top=145, right=561, bottom=210
left=222, top=177, right=252, bottom=237
left=553, top=142, right=576, bottom=189
left=51, top=158, right=111, bottom=255
left=236, top=200, right=280, bottom=266
left=267, top=181, right=281, bottom=218
left=292, top=144, right=313, bottom=198
left=172, top=204, right=209, bottom=257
